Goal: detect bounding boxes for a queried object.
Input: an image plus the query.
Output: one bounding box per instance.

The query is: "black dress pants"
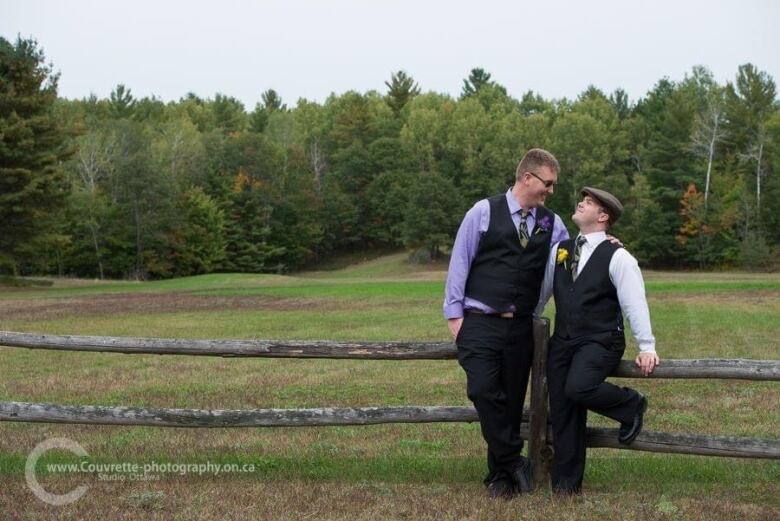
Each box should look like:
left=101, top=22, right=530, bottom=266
left=456, top=312, right=534, bottom=483
left=546, top=331, right=642, bottom=493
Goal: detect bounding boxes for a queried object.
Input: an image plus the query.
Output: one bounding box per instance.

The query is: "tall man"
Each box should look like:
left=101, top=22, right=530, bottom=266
left=535, top=187, right=660, bottom=495
left=444, top=148, right=569, bottom=499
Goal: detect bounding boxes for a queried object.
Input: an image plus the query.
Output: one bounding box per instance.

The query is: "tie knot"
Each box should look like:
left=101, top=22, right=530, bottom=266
left=520, top=209, right=529, bottom=219
left=577, top=236, right=587, bottom=247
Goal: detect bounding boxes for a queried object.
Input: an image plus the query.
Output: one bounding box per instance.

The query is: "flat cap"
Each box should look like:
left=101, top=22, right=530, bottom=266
left=581, top=187, right=624, bottom=224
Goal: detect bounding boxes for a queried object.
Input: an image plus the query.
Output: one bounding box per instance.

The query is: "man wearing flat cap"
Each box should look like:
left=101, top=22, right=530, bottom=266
left=535, top=187, right=660, bottom=495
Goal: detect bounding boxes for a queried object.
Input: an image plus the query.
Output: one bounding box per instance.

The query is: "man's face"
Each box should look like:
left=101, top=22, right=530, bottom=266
left=523, top=166, right=557, bottom=207
left=572, top=196, right=608, bottom=228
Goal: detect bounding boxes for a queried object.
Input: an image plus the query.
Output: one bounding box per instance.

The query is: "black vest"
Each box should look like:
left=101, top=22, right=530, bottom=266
left=553, top=238, right=624, bottom=339
left=464, top=194, right=555, bottom=316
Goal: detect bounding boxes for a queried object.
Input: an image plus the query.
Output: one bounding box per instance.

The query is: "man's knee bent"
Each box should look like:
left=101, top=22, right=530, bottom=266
left=564, top=379, right=598, bottom=404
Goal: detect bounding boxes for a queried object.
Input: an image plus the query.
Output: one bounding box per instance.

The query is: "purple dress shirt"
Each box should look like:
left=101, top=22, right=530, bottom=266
left=443, top=189, right=570, bottom=319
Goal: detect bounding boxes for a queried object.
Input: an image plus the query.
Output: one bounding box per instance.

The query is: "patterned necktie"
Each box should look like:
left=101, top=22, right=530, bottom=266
left=571, top=236, right=588, bottom=281
left=518, top=210, right=530, bottom=248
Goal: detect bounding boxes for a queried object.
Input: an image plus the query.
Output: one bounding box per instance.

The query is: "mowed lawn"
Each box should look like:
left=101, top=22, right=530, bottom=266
left=0, top=253, right=778, bottom=520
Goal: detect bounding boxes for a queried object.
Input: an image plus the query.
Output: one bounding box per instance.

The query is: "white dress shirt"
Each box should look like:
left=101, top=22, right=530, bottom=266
left=534, top=231, right=656, bottom=353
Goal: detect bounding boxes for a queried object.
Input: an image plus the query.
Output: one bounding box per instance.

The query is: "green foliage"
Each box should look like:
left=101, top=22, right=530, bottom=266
left=179, top=93, right=218, bottom=133
left=320, top=178, right=360, bottom=251
left=400, top=92, right=454, bottom=173
left=219, top=132, right=287, bottom=272
left=61, top=175, right=128, bottom=278
left=738, top=231, right=773, bottom=271
left=249, top=89, right=286, bottom=133
left=108, top=84, right=136, bottom=119
left=519, top=90, right=553, bottom=116
left=385, top=70, right=420, bottom=116
left=461, top=68, right=497, bottom=99
left=365, top=170, right=416, bottom=245
left=0, top=36, right=73, bottom=272
left=724, top=63, right=776, bottom=151
left=211, top=93, right=248, bottom=134
left=401, top=172, right=462, bottom=259
left=261, top=89, right=286, bottom=112
left=222, top=187, right=282, bottom=273
left=168, top=187, right=226, bottom=276
left=6, top=57, right=779, bottom=277
left=111, top=119, right=177, bottom=278
left=617, top=173, right=671, bottom=266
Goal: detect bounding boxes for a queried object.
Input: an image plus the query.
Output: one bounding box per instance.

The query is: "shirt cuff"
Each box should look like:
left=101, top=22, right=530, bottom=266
left=444, top=302, right=464, bottom=320
left=638, top=340, right=656, bottom=353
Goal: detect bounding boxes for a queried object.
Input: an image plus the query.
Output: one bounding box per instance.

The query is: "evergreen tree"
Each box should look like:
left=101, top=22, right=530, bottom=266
left=632, top=79, right=700, bottom=265
left=109, top=119, right=176, bottom=279
left=402, top=172, right=462, bottom=260
left=0, top=36, right=73, bottom=272
left=261, top=89, right=286, bottom=112
left=365, top=170, right=416, bottom=245
left=211, top=93, right=247, bottom=134
left=168, top=187, right=226, bottom=275
left=222, top=184, right=281, bottom=272
left=385, top=70, right=420, bottom=116
left=724, top=64, right=777, bottom=150
left=249, top=89, right=286, bottom=133
left=724, top=64, right=777, bottom=226
left=518, top=90, right=552, bottom=116
left=107, top=84, right=136, bottom=119
left=461, top=68, right=493, bottom=99
left=609, top=88, right=632, bottom=121
left=6, top=58, right=779, bottom=276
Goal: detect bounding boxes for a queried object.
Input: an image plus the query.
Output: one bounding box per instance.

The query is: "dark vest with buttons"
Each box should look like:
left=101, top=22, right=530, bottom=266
left=464, top=194, right=555, bottom=317
left=553, top=238, right=624, bottom=338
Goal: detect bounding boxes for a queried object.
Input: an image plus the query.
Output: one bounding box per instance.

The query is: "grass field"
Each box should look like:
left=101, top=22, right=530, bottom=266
left=0, top=252, right=778, bottom=520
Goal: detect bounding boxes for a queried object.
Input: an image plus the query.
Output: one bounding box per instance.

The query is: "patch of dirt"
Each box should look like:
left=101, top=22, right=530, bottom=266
left=0, top=293, right=330, bottom=321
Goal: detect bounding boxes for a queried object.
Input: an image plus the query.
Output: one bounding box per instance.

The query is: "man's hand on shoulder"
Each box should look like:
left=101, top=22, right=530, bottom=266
left=635, top=351, right=660, bottom=376
left=606, top=234, right=624, bottom=248
left=448, top=318, right=463, bottom=340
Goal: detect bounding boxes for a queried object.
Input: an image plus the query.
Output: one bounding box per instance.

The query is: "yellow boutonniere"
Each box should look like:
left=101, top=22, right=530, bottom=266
left=556, top=248, right=569, bottom=264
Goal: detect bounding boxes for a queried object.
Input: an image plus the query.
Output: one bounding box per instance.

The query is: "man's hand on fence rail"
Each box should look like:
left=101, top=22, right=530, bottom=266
left=636, top=352, right=660, bottom=376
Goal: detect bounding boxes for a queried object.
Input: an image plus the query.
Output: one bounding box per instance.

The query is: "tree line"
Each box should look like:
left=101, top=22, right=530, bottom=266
left=1, top=36, right=779, bottom=279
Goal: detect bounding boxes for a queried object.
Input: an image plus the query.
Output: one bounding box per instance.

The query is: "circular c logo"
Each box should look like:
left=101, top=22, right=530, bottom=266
left=25, top=437, right=89, bottom=505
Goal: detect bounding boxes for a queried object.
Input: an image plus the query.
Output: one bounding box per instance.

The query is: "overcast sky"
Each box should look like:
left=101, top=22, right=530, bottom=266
left=3, top=0, right=778, bottom=109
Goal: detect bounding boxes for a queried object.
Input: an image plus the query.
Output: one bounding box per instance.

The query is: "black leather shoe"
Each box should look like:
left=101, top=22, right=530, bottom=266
left=510, top=459, right=534, bottom=494
left=486, top=476, right=515, bottom=500
left=619, top=394, right=647, bottom=445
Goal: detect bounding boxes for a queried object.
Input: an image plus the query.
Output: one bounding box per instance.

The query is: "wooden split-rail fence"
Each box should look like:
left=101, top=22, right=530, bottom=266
left=1, top=322, right=778, bottom=490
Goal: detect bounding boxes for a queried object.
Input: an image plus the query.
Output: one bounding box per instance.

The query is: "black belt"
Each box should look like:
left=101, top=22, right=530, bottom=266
left=466, top=309, right=515, bottom=318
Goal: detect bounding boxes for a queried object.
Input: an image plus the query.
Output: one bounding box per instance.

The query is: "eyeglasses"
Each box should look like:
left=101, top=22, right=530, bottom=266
left=526, top=171, right=557, bottom=188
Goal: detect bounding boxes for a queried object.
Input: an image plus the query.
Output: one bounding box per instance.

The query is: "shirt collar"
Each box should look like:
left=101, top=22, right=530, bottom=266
left=505, top=189, right=536, bottom=217
left=577, top=231, right=607, bottom=247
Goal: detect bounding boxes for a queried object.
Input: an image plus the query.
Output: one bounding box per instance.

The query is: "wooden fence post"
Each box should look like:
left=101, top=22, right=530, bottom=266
left=528, top=318, right=553, bottom=492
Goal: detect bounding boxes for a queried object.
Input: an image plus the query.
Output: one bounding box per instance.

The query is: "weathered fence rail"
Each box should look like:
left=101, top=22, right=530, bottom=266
left=1, top=401, right=776, bottom=460
left=1, top=324, right=778, bottom=491
left=1, top=331, right=777, bottom=380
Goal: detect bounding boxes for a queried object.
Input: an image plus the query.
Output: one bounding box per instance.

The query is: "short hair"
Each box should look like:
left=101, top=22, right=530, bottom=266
left=515, top=148, right=560, bottom=181
left=595, top=201, right=614, bottom=228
